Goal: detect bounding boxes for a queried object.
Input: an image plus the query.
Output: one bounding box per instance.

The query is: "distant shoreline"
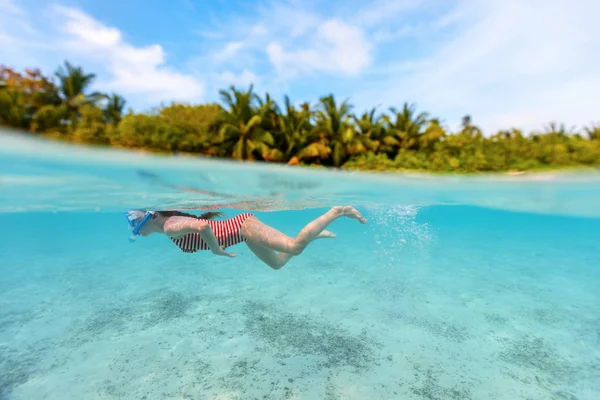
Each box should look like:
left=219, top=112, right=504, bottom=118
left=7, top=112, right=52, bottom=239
left=2, top=127, right=598, bottom=181
left=2, top=62, right=599, bottom=174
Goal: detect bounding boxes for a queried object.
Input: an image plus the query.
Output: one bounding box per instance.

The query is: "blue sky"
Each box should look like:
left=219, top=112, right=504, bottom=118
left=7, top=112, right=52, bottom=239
left=1, top=0, right=599, bottom=134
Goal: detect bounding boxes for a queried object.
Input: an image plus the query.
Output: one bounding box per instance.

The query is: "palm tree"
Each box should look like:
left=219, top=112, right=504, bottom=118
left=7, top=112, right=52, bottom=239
left=55, top=61, right=105, bottom=105
left=217, top=85, right=274, bottom=160
left=256, top=92, right=280, bottom=123
left=491, top=128, right=526, bottom=167
left=254, top=92, right=284, bottom=161
left=274, top=95, right=314, bottom=162
left=543, top=121, right=575, bottom=137
left=0, top=88, right=27, bottom=128
left=460, top=114, right=483, bottom=137
left=461, top=114, right=472, bottom=129
left=313, top=94, right=366, bottom=167
left=353, top=107, right=397, bottom=155
left=103, top=93, right=126, bottom=125
left=271, top=97, right=332, bottom=165
left=418, top=118, right=446, bottom=150
left=54, top=61, right=105, bottom=126
left=386, top=102, right=430, bottom=150
left=584, top=123, right=600, bottom=140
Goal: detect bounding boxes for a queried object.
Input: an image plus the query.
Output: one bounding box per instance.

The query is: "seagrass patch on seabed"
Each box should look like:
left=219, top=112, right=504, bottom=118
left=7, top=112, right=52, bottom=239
left=241, top=300, right=382, bottom=371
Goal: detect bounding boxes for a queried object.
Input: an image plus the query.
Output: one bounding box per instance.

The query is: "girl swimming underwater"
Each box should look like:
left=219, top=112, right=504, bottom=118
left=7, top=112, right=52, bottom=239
left=125, top=206, right=367, bottom=270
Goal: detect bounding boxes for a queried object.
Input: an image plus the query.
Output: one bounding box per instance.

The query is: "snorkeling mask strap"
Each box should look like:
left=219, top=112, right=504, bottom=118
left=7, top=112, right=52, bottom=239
left=125, top=211, right=155, bottom=242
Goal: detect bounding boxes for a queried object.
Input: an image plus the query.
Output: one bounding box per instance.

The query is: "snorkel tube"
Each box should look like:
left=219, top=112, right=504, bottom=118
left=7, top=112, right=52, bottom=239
left=124, top=210, right=155, bottom=242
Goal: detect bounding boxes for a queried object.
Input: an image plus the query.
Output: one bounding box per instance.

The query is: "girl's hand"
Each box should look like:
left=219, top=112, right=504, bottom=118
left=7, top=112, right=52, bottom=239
left=212, top=247, right=237, bottom=258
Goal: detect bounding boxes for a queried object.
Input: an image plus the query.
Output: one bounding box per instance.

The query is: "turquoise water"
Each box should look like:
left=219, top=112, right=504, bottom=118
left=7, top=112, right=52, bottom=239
left=1, top=129, right=599, bottom=400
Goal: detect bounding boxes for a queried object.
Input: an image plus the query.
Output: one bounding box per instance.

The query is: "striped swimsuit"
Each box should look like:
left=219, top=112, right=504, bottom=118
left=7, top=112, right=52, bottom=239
left=170, top=213, right=255, bottom=253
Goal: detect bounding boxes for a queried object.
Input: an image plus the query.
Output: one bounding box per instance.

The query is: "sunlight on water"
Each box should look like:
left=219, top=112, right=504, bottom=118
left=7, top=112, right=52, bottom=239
left=1, top=129, right=599, bottom=400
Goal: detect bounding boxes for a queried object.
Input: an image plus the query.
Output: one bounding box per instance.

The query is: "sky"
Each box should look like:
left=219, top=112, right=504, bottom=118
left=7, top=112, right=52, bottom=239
left=1, top=0, right=599, bottom=134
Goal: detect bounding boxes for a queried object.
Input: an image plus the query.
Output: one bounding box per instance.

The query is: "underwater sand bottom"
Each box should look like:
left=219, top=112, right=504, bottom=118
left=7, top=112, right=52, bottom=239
left=1, top=240, right=598, bottom=400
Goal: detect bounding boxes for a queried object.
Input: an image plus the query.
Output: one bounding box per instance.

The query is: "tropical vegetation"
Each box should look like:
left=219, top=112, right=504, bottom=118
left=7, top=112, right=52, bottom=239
left=1, top=62, right=599, bottom=173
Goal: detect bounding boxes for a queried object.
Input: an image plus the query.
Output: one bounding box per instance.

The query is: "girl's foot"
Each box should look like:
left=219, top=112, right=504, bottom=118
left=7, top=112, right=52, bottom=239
left=317, top=230, right=337, bottom=239
left=337, top=206, right=368, bottom=224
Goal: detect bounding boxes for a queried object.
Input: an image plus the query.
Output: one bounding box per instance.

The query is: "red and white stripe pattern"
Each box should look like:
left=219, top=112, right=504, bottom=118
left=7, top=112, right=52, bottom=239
left=170, top=213, right=255, bottom=253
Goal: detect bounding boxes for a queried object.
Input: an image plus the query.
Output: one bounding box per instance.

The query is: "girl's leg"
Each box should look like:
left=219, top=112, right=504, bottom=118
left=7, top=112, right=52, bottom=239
left=240, top=206, right=367, bottom=256
left=246, top=230, right=336, bottom=270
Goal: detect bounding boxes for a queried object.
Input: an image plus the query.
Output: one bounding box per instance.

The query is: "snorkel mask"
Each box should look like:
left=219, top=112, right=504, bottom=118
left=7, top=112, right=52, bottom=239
left=124, top=210, right=155, bottom=242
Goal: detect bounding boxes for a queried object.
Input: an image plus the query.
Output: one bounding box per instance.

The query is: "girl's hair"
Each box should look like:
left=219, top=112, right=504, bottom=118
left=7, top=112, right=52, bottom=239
left=154, top=210, right=223, bottom=220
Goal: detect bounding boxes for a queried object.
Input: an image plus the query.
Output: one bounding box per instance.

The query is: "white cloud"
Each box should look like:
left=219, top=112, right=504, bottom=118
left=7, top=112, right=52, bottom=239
left=52, top=6, right=204, bottom=104
left=195, top=30, right=226, bottom=40
left=217, top=69, right=259, bottom=88
left=59, top=7, right=121, bottom=48
left=371, top=26, right=412, bottom=44
left=257, top=2, right=320, bottom=38
left=352, top=0, right=426, bottom=27
left=0, top=0, right=45, bottom=67
left=197, top=1, right=374, bottom=82
left=212, top=41, right=245, bottom=62
left=0, top=0, right=22, bottom=15
left=250, top=24, right=268, bottom=36
left=1, top=3, right=205, bottom=107
left=354, top=0, right=600, bottom=133
left=267, top=18, right=372, bottom=79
